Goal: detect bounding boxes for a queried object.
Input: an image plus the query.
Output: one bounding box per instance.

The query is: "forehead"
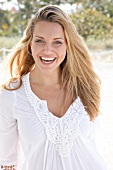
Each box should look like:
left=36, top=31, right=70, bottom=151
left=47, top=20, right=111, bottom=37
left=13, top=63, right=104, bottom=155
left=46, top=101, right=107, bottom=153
left=33, top=21, right=65, bottom=38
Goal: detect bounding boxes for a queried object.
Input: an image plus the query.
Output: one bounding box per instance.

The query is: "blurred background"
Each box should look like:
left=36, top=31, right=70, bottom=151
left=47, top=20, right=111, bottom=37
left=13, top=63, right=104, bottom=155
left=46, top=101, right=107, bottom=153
left=0, top=0, right=113, bottom=170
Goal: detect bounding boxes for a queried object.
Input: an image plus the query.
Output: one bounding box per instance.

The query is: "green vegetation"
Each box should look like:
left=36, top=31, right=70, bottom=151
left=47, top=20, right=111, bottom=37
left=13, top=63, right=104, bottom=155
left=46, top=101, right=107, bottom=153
left=0, top=0, right=113, bottom=50
left=82, top=0, right=113, bottom=17
left=86, top=38, right=113, bottom=50
left=0, top=36, right=21, bottom=49
left=70, top=9, right=113, bottom=40
left=0, top=36, right=113, bottom=51
left=0, top=0, right=77, bottom=36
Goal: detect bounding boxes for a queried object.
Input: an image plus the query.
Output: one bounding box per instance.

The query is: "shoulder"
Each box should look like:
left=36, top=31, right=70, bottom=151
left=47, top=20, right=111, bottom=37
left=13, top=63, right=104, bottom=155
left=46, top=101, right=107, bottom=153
left=0, top=88, right=15, bottom=110
left=0, top=72, right=30, bottom=100
left=0, top=73, right=30, bottom=116
left=0, top=89, right=16, bottom=121
left=0, top=88, right=15, bottom=100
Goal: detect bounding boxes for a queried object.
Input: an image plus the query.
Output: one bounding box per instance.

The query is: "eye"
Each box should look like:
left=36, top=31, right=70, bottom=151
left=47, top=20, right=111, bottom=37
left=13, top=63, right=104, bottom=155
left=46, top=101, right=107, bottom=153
left=54, top=41, right=62, bottom=45
left=35, top=39, right=44, bottom=43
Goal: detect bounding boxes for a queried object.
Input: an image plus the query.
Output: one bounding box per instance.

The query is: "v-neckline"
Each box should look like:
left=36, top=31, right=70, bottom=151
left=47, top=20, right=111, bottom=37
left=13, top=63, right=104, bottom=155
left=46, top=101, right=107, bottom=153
left=24, top=72, right=81, bottom=120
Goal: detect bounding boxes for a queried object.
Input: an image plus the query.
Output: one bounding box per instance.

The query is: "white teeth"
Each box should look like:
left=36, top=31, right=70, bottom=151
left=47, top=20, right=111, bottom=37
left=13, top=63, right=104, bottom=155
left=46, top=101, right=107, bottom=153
left=41, top=57, right=55, bottom=61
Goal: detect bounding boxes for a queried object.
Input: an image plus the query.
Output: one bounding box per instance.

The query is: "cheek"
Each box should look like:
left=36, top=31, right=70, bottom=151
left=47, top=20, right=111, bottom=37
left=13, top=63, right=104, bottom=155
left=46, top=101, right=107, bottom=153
left=61, top=46, right=67, bottom=57
left=57, top=45, right=67, bottom=56
left=31, top=44, right=42, bottom=55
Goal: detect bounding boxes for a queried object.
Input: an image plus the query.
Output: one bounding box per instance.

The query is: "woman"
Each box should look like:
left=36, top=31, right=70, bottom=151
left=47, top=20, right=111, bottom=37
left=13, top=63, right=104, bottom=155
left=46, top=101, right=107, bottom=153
left=0, top=5, right=107, bottom=170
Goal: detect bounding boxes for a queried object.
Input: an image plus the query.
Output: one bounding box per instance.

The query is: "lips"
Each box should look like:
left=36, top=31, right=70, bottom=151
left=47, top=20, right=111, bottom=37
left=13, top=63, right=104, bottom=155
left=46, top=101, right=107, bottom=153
left=40, top=56, right=56, bottom=64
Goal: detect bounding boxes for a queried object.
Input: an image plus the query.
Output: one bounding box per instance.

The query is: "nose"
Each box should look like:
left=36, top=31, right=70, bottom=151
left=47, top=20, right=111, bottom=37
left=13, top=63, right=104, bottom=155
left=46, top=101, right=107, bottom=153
left=43, top=43, right=52, bottom=53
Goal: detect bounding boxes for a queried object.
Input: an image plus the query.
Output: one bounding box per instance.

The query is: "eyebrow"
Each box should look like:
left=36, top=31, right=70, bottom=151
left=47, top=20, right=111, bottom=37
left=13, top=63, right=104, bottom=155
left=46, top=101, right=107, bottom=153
left=34, top=36, right=64, bottom=40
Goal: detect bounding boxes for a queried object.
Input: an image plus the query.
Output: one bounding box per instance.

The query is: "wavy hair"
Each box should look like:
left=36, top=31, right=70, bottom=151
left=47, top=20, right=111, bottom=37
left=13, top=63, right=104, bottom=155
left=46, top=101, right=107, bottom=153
left=2, top=5, right=101, bottom=120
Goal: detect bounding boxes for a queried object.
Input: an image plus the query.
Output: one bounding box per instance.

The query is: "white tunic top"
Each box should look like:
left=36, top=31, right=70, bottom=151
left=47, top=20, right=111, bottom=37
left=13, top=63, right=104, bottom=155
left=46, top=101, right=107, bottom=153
left=0, top=73, right=107, bottom=170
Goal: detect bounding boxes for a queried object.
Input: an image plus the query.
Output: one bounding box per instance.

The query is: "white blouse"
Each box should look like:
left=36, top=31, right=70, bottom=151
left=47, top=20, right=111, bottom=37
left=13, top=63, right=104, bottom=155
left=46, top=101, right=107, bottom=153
left=0, top=73, right=107, bottom=170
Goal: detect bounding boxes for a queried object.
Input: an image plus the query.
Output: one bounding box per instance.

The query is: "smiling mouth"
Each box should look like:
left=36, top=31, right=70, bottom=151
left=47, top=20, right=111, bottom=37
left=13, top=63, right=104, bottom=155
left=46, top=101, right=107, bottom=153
left=40, top=57, right=56, bottom=64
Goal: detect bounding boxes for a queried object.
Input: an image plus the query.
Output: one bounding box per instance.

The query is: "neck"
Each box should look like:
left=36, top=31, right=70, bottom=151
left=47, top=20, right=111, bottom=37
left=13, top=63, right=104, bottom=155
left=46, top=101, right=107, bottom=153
left=30, top=67, right=62, bottom=87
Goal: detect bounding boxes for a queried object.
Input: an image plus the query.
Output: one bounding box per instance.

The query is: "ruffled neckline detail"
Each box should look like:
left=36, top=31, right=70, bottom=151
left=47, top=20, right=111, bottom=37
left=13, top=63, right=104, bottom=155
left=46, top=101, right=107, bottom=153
left=22, top=72, right=87, bottom=157
left=22, top=72, right=86, bottom=120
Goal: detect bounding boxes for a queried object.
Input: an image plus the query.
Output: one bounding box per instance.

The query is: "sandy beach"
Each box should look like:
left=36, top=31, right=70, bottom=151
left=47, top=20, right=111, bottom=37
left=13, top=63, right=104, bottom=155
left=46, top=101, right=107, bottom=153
left=93, top=60, right=113, bottom=170
left=0, top=58, right=113, bottom=170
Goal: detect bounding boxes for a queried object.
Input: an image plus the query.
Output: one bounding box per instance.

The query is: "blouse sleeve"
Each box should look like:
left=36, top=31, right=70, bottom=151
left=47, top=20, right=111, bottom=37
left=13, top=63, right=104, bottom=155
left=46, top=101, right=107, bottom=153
left=93, top=115, right=105, bottom=154
left=0, top=89, right=19, bottom=169
left=79, top=110, right=105, bottom=154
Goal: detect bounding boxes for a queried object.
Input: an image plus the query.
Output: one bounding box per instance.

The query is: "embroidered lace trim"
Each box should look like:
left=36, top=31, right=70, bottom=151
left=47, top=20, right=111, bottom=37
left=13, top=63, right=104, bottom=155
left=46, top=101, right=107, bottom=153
left=1, top=165, right=16, bottom=170
left=23, top=76, right=86, bottom=157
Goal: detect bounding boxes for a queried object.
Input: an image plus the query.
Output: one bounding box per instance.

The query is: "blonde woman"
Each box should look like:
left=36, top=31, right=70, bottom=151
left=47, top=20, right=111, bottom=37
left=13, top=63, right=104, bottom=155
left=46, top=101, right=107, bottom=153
left=0, top=5, right=107, bottom=170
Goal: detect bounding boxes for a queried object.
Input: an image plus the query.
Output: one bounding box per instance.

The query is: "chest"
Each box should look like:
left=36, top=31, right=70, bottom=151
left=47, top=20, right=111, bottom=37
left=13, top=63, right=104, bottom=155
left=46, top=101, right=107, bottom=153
left=31, top=84, right=73, bottom=118
left=14, top=96, right=80, bottom=150
left=14, top=87, right=91, bottom=157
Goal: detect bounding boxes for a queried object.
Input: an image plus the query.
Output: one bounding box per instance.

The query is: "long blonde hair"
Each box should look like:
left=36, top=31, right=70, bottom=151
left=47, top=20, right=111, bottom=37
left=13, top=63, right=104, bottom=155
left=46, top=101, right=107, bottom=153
left=2, top=5, right=101, bottom=120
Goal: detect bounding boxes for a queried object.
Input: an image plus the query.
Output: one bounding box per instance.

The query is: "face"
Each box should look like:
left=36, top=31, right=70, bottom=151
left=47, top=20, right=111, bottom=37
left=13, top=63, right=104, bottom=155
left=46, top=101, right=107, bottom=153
left=30, top=21, right=67, bottom=74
